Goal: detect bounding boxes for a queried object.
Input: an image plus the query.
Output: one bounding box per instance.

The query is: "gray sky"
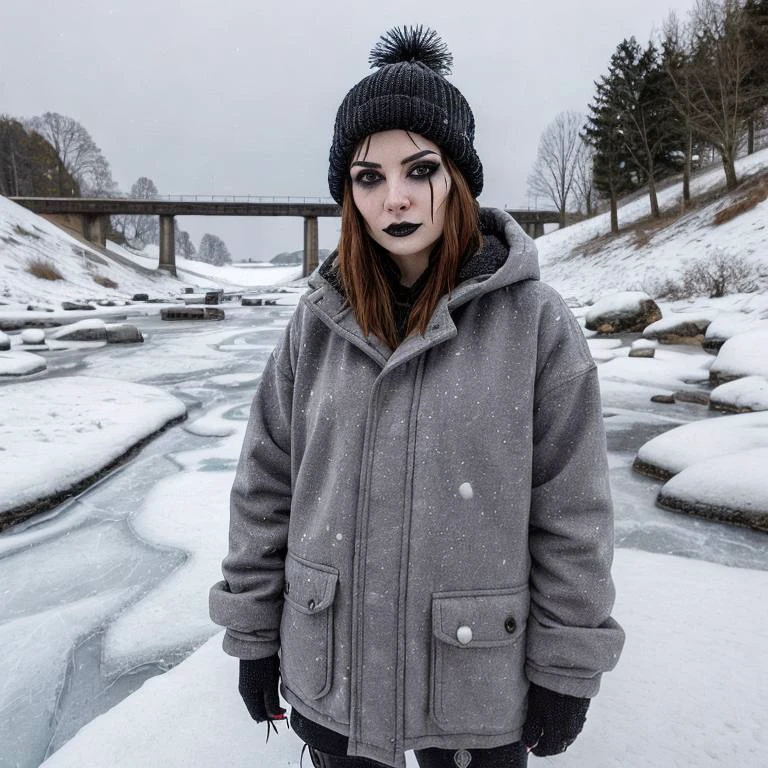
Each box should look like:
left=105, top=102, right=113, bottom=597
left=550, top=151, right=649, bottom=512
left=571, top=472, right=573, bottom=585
left=1, top=0, right=696, bottom=262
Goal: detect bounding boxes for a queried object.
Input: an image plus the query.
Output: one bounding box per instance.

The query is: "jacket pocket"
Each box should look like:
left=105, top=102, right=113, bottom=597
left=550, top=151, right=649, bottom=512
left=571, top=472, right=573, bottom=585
left=430, top=586, right=529, bottom=733
left=279, top=552, right=339, bottom=701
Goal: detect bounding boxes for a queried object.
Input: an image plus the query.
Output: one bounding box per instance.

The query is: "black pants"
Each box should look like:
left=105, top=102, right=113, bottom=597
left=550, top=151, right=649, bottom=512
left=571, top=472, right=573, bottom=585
left=306, top=742, right=528, bottom=768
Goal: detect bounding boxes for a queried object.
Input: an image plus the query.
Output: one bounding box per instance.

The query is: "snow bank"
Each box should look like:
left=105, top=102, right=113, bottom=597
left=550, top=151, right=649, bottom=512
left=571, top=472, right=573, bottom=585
left=0, top=349, right=47, bottom=376
left=0, top=377, right=186, bottom=515
left=40, top=549, right=768, bottom=768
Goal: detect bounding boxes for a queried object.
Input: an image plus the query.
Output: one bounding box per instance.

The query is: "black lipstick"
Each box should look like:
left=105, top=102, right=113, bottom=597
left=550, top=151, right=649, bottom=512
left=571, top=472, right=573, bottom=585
left=383, top=222, right=421, bottom=237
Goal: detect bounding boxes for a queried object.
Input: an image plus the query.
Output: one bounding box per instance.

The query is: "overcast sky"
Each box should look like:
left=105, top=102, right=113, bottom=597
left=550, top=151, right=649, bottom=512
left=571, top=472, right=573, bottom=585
left=1, top=0, right=697, bottom=262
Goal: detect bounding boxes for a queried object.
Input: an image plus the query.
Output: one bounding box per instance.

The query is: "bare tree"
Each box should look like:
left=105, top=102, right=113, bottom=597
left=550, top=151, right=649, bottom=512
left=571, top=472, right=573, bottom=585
left=27, top=112, right=115, bottom=196
left=111, top=176, right=159, bottom=247
left=527, top=111, right=583, bottom=227
left=673, top=0, right=760, bottom=190
left=572, top=140, right=596, bottom=216
left=196, top=233, right=232, bottom=266
left=661, top=12, right=699, bottom=204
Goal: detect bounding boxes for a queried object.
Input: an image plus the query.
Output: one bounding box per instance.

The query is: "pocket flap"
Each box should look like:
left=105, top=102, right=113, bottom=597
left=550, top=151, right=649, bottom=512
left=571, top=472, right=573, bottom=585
left=432, top=587, right=528, bottom=648
left=284, top=553, right=339, bottom=615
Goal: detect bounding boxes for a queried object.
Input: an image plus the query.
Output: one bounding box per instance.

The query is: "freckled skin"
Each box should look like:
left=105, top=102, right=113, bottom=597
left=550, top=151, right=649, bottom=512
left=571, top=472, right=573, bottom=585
left=350, top=130, right=452, bottom=287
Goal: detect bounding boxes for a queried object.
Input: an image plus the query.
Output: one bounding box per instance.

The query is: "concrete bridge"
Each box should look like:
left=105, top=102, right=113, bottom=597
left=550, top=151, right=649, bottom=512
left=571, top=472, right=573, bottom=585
left=10, top=196, right=560, bottom=277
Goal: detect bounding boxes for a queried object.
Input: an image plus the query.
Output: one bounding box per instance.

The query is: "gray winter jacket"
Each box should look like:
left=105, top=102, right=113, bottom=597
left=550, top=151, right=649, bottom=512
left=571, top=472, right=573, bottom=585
left=210, top=208, right=624, bottom=768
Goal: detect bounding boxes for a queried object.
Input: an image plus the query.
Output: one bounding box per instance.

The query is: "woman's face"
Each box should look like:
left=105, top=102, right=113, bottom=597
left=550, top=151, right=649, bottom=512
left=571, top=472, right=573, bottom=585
left=349, top=130, right=452, bottom=282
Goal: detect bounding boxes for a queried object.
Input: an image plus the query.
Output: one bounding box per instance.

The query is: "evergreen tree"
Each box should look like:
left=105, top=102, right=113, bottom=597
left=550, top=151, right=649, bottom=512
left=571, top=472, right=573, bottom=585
left=583, top=56, right=634, bottom=234
left=0, top=116, right=79, bottom=196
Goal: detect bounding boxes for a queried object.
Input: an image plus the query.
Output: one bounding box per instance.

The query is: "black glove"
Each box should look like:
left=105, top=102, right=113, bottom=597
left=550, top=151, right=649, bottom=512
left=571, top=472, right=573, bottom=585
left=522, top=683, right=590, bottom=756
left=238, top=655, right=286, bottom=723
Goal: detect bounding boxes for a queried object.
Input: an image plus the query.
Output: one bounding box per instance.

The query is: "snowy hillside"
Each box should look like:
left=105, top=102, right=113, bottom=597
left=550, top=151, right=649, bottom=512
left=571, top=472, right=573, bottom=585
left=0, top=197, right=184, bottom=306
left=537, top=147, right=768, bottom=304
left=0, top=196, right=302, bottom=309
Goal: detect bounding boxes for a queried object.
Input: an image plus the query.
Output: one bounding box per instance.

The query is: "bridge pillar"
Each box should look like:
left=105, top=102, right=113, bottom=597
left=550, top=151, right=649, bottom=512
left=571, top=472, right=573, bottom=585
left=159, top=215, right=177, bottom=276
left=533, top=222, right=545, bottom=238
left=82, top=214, right=109, bottom=247
left=303, top=216, right=319, bottom=277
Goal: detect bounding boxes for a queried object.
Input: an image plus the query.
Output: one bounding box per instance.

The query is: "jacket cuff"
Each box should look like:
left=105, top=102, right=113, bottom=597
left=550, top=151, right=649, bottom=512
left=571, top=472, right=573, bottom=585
left=525, top=665, right=601, bottom=698
left=222, top=628, right=280, bottom=659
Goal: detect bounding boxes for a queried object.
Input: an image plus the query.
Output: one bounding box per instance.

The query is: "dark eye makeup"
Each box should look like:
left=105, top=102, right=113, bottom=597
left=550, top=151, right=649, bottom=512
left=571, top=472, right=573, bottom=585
left=353, top=162, right=441, bottom=187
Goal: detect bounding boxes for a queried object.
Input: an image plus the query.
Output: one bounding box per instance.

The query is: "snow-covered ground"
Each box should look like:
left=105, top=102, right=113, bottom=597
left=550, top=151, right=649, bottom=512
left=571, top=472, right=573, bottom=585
left=39, top=548, right=768, bottom=768
left=1, top=148, right=768, bottom=768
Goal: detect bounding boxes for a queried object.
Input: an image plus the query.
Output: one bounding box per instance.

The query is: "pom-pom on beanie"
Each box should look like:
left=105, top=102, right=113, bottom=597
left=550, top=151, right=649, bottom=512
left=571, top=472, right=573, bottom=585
left=328, top=26, right=483, bottom=204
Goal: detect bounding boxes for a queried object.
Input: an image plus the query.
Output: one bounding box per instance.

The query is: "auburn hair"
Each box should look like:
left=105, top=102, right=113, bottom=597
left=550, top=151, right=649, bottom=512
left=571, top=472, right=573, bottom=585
left=336, top=153, right=481, bottom=350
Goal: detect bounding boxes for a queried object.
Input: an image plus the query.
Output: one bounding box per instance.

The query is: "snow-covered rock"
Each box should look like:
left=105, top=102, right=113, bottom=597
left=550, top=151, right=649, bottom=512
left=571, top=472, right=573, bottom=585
left=658, top=447, right=768, bottom=531
left=709, top=328, right=768, bottom=385
left=105, top=323, right=144, bottom=344
left=0, top=330, right=9, bottom=350
left=703, top=316, right=768, bottom=354
left=585, top=292, right=662, bottom=334
left=48, top=318, right=107, bottom=342
left=710, top=376, right=768, bottom=413
left=20, top=328, right=46, bottom=345
left=633, top=411, right=768, bottom=479
left=642, top=315, right=711, bottom=345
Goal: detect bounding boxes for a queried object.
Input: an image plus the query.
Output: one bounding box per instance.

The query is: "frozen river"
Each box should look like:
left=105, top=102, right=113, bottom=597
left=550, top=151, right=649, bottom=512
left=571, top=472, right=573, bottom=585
left=1, top=303, right=766, bottom=768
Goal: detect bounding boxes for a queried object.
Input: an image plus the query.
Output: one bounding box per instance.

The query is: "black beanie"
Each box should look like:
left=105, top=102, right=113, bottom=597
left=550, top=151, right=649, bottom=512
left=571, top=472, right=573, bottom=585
left=328, top=26, right=483, bottom=205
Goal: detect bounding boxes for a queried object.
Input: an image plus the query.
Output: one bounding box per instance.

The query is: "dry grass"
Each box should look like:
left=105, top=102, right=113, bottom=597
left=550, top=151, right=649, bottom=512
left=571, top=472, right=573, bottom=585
left=14, top=224, right=41, bottom=240
left=713, top=177, right=768, bottom=225
left=93, top=274, right=118, bottom=289
left=26, top=257, right=64, bottom=281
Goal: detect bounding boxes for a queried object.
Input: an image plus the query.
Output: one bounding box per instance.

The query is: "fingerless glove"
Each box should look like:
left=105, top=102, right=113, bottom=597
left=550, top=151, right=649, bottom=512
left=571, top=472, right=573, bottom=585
left=238, top=655, right=286, bottom=722
left=522, top=683, right=590, bottom=756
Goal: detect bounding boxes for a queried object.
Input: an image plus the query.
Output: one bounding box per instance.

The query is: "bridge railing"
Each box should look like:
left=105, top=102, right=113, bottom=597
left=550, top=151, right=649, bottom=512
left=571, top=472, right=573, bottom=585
left=152, top=194, right=336, bottom=204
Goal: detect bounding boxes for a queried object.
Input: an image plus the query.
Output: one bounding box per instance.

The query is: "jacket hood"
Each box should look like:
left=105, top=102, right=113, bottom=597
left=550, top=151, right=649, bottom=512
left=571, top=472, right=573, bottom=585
left=310, top=207, right=540, bottom=308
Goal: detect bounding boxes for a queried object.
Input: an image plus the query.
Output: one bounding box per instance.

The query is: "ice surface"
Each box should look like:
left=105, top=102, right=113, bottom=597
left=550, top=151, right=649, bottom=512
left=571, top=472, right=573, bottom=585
left=102, top=470, right=234, bottom=675
left=41, top=549, right=768, bottom=768
left=0, top=588, right=136, bottom=768
left=597, top=349, right=712, bottom=393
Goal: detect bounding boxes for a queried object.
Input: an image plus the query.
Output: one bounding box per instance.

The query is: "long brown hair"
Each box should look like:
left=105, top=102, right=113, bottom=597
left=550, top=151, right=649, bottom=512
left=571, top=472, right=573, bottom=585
left=336, top=153, right=481, bottom=350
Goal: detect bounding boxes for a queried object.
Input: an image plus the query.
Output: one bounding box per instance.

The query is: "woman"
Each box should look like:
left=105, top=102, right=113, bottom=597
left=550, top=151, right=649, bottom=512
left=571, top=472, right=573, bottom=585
left=210, top=26, right=624, bottom=768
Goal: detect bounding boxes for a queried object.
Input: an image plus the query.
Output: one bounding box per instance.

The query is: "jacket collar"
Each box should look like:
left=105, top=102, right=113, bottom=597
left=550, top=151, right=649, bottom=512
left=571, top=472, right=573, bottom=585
left=304, top=208, right=540, bottom=368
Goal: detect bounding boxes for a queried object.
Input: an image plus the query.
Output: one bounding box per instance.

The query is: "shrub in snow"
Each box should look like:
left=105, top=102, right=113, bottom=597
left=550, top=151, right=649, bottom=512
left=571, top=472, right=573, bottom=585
left=25, top=257, right=63, bottom=281
left=584, top=291, right=661, bottom=334
left=679, top=251, right=759, bottom=298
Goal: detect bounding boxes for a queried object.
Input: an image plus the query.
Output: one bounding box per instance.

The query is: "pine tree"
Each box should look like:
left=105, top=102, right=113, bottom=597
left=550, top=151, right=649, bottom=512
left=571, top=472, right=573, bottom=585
left=583, top=56, right=634, bottom=233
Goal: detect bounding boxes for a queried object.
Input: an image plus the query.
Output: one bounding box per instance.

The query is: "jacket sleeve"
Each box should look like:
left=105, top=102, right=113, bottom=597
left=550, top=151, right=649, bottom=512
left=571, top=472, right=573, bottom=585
left=209, top=323, right=295, bottom=659
left=525, top=297, right=625, bottom=698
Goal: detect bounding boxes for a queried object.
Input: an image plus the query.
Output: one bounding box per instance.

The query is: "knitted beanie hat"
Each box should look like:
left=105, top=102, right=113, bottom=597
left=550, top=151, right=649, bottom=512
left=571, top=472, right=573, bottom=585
left=328, top=26, right=483, bottom=204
